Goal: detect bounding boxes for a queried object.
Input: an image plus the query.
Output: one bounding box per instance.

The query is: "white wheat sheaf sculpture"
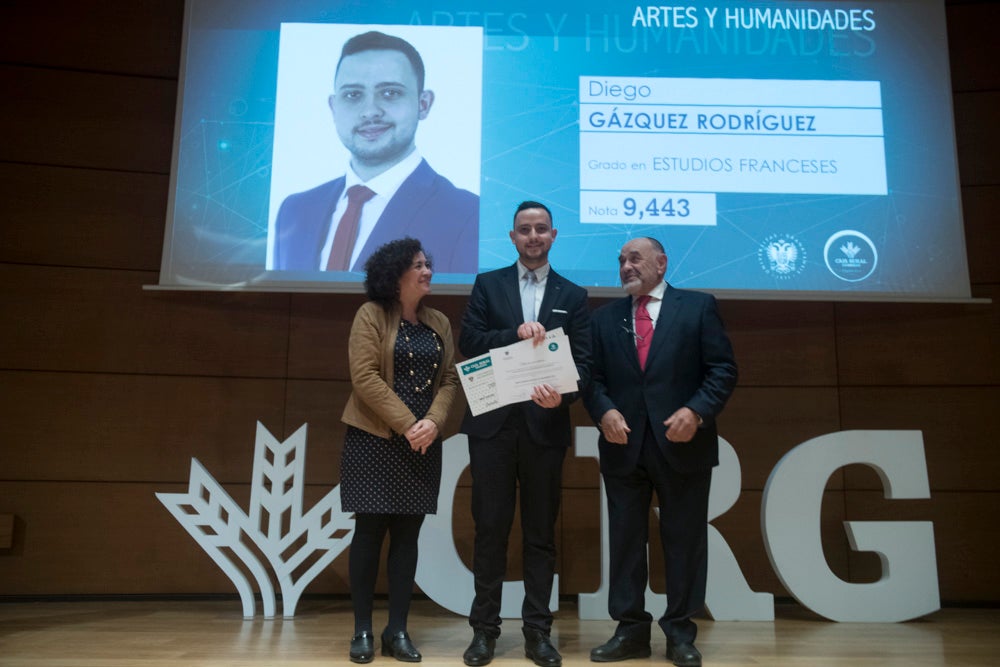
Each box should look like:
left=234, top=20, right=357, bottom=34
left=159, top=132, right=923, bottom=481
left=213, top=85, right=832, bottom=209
left=156, top=422, right=353, bottom=618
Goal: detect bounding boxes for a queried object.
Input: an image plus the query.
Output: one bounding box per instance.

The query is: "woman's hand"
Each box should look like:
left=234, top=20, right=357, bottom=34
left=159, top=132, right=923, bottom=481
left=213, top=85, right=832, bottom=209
left=405, top=419, right=440, bottom=454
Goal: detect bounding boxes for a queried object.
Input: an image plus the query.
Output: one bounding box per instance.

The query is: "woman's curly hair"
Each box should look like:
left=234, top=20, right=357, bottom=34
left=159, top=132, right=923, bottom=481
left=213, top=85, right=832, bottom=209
left=363, top=237, right=430, bottom=307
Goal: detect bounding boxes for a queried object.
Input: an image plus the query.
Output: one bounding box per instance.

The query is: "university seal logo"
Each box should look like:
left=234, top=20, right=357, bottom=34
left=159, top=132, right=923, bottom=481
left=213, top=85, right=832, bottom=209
left=758, top=234, right=807, bottom=280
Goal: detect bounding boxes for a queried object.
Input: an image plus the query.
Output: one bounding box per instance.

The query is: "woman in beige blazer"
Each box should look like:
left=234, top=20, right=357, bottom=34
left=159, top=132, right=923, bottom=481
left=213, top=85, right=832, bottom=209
left=340, top=237, right=459, bottom=664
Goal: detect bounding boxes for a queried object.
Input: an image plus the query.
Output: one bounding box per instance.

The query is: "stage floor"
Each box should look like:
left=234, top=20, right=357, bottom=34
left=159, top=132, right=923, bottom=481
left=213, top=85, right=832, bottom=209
left=0, top=598, right=997, bottom=666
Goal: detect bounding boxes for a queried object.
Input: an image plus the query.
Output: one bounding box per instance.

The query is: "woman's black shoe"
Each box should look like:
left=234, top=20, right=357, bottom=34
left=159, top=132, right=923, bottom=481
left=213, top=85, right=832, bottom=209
left=381, top=629, right=422, bottom=662
left=350, top=630, right=375, bottom=664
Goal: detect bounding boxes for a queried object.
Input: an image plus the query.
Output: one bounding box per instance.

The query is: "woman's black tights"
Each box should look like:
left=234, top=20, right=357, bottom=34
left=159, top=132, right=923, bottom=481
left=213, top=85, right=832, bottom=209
left=349, top=513, right=426, bottom=635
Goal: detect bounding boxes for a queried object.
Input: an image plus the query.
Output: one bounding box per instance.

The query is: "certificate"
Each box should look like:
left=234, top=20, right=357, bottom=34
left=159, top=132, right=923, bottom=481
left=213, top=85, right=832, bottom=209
left=456, top=353, right=500, bottom=417
left=492, top=328, right=580, bottom=405
left=456, top=328, right=580, bottom=416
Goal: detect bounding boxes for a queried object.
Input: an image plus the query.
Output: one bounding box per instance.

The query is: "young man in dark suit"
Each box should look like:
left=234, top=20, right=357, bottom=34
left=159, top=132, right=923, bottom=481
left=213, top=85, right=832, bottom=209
left=272, top=30, right=478, bottom=274
left=459, top=201, right=592, bottom=667
left=585, top=237, right=737, bottom=667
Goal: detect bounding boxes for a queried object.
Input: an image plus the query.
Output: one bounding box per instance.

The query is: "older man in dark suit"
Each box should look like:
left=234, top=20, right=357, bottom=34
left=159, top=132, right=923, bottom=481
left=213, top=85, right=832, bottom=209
left=585, top=237, right=737, bottom=667
left=459, top=201, right=591, bottom=667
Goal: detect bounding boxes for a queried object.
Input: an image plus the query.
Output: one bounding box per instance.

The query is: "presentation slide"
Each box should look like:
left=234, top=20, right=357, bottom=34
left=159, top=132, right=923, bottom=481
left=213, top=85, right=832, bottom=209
left=159, top=0, right=971, bottom=300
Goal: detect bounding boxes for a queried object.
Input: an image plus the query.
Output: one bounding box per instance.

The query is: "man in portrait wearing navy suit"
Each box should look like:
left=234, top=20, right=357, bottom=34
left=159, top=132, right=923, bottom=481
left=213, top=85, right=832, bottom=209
left=458, top=201, right=591, bottom=667
left=585, top=237, right=737, bottom=667
left=272, top=30, right=478, bottom=274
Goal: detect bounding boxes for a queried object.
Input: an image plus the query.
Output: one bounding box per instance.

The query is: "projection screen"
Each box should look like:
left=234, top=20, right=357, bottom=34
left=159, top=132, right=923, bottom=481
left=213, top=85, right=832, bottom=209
left=157, top=0, right=972, bottom=301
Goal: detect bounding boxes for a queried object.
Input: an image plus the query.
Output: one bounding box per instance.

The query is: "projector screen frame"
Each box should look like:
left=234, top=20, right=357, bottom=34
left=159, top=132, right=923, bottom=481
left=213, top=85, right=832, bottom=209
left=157, top=0, right=973, bottom=303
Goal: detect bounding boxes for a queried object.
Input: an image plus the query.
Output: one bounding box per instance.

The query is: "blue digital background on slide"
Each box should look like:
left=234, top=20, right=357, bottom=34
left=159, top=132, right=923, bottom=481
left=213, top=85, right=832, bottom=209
left=164, top=0, right=969, bottom=299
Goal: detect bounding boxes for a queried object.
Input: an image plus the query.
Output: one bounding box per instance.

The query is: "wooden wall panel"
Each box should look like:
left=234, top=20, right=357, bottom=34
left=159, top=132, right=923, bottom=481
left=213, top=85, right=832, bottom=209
left=844, top=491, right=1000, bottom=603
left=947, top=3, right=1000, bottom=92
left=0, top=482, right=924, bottom=600
left=558, top=489, right=603, bottom=593
left=0, top=481, right=351, bottom=596
left=561, top=426, right=602, bottom=490
left=961, top=185, right=1000, bottom=285
left=445, top=392, right=471, bottom=442
left=710, top=491, right=788, bottom=599
left=0, top=0, right=184, bottom=77
left=0, top=481, right=238, bottom=595
left=0, top=65, right=175, bottom=173
left=0, top=265, right=291, bottom=377
left=953, top=91, right=1000, bottom=187
left=445, top=486, right=476, bottom=580
left=287, top=293, right=369, bottom=380
left=0, top=163, right=167, bottom=271
left=0, top=0, right=996, bottom=607
left=0, top=514, right=13, bottom=549
left=839, top=387, right=1000, bottom=492
left=834, top=288, right=999, bottom=386
left=721, top=301, right=838, bottom=386
left=282, top=379, right=352, bottom=485
left=0, top=370, right=286, bottom=483
left=715, top=387, right=843, bottom=491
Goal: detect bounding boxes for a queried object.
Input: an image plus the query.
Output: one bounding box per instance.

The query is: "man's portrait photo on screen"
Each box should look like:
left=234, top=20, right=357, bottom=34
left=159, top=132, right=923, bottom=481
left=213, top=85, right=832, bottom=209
left=268, top=24, right=483, bottom=275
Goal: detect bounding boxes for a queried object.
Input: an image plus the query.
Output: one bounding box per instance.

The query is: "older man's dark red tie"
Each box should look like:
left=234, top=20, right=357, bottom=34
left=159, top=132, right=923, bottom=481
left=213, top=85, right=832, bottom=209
left=635, top=294, right=653, bottom=369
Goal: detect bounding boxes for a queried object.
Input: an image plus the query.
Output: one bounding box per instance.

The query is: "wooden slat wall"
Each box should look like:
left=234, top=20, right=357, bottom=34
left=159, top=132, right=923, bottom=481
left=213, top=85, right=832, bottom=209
left=0, top=0, right=997, bottom=606
left=0, top=514, right=13, bottom=549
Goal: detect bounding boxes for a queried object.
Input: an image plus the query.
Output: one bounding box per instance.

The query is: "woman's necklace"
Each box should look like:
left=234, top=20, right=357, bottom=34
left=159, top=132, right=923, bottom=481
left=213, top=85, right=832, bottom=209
left=401, top=321, right=441, bottom=393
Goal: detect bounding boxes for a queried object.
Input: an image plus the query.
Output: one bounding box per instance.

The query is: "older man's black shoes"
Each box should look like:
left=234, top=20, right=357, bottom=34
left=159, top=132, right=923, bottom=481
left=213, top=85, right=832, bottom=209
left=590, top=635, right=652, bottom=662
left=666, top=641, right=702, bottom=667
